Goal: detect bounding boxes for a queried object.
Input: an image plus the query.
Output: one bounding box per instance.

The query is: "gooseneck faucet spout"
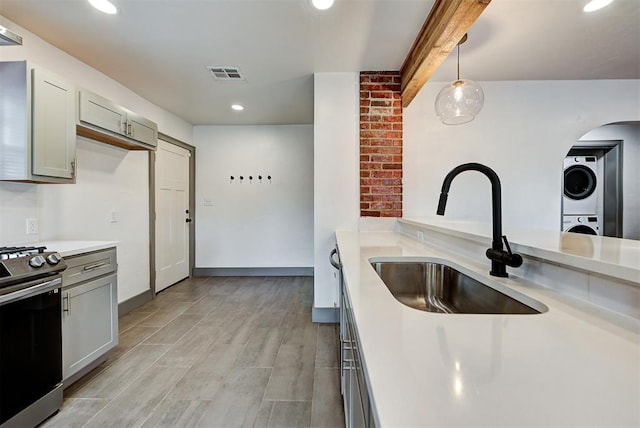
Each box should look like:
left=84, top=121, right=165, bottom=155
left=436, top=163, right=522, bottom=277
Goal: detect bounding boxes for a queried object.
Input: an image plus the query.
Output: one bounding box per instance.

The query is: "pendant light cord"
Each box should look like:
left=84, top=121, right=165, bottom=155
left=456, top=43, right=460, bottom=81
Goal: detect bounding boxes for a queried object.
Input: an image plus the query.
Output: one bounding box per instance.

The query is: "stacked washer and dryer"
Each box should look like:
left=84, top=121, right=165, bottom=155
left=562, top=156, right=601, bottom=235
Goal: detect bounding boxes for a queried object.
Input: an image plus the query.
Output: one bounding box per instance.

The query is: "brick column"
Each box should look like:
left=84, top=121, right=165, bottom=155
left=360, top=71, right=402, bottom=217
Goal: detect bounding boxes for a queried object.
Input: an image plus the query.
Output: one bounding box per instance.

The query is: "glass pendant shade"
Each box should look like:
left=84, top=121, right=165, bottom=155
left=435, top=79, right=484, bottom=125
left=434, top=34, right=484, bottom=125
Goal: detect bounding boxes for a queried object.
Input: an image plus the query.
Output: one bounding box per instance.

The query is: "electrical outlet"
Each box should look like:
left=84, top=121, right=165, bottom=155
left=26, top=218, right=38, bottom=235
left=109, top=210, right=118, bottom=223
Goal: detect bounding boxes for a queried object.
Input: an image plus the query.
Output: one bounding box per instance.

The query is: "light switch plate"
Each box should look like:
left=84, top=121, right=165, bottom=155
left=204, top=198, right=213, bottom=206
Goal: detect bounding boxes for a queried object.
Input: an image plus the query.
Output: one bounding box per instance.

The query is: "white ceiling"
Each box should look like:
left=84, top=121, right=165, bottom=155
left=1, top=0, right=638, bottom=126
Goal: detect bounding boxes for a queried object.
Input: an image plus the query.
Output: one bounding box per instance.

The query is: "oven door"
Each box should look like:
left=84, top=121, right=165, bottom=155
left=0, top=276, right=63, bottom=426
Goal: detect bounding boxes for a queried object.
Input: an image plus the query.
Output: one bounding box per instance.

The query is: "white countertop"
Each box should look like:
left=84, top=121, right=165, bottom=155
left=35, top=240, right=118, bottom=257
left=336, top=230, right=640, bottom=427
left=401, top=217, right=640, bottom=284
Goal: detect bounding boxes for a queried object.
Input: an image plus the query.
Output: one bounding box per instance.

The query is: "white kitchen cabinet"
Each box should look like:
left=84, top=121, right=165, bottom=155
left=78, top=90, right=128, bottom=136
left=125, top=111, right=157, bottom=146
left=61, top=247, right=118, bottom=385
left=78, top=89, right=158, bottom=150
left=0, top=61, right=76, bottom=183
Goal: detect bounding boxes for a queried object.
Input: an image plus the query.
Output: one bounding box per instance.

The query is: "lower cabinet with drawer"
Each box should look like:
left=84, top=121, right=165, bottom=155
left=62, top=247, right=118, bottom=386
left=340, top=272, right=376, bottom=428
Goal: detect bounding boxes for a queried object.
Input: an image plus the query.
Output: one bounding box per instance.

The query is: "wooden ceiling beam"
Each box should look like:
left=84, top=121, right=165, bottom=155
left=400, top=0, right=491, bottom=107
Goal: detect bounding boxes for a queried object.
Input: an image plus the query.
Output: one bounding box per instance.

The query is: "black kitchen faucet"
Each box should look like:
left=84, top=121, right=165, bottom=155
left=436, top=162, right=523, bottom=277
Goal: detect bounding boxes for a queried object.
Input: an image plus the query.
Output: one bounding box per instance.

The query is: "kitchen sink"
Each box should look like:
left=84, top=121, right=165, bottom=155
left=370, top=259, right=547, bottom=314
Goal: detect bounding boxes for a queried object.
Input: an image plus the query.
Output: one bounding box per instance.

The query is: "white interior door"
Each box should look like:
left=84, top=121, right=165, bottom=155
left=155, top=139, right=191, bottom=293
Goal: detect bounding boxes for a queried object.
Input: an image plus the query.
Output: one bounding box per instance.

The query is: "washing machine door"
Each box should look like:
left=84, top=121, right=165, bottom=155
left=566, top=224, right=598, bottom=235
left=564, top=165, right=597, bottom=200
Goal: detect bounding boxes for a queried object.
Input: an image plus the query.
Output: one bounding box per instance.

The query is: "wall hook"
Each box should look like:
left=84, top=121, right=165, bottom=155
left=230, top=175, right=234, bottom=183
left=239, top=176, right=244, bottom=183
left=258, top=175, right=263, bottom=183
left=249, top=175, right=253, bottom=183
left=267, top=175, right=272, bottom=184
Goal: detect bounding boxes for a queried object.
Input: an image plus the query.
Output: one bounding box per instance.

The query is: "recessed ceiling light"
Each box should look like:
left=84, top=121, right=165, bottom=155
left=88, top=0, right=118, bottom=15
left=583, top=0, right=614, bottom=12
left=311, top=0, right=334, bottom=10
left=231, top=104, right=244, bottom=111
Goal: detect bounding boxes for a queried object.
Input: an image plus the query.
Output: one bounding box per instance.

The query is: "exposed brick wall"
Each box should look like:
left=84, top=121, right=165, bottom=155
left=360, top=71, right=402, bottom=217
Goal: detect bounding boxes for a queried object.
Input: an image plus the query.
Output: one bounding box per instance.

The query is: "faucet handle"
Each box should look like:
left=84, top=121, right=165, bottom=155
left=502, top=235, right=514, bottom=255
left=502, top=235, right=523, bottom=268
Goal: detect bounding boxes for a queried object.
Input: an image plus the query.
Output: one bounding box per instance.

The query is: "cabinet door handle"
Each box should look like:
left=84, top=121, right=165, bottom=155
left=70, top=159, right=76, bottom=177
left=83, top=261, right=109, bottom=272
left=63, top=293, right=70, bottom=314
left=127, top=122, right=132, bottom=136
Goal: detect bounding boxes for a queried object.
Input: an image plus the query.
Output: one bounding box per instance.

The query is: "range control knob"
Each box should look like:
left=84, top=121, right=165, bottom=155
left=29, top=255, right=46, bottom=268
left=46, top=253, right=63, bottom=265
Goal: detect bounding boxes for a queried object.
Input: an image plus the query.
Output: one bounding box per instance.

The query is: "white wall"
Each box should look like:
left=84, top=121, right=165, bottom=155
left=404, top=80, right=640, bottom=233
left=0, top=183, right=38, bottom=245
left=194, top=125, right=314, bottom=269
left=313, top=73, right=360, bottom=312
left=39, top=139, right=150, bottom=302
left=0, top=17, right=193, bottom=303
left=579, top=123, right=640, bottom=239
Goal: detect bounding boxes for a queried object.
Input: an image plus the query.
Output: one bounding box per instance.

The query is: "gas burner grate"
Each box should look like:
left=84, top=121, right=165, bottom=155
left=0, top=246, right=47, bottom=258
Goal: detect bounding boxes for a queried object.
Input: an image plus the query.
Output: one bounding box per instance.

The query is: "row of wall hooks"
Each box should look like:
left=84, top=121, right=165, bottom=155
left=230, top=175, right=272, bottom=184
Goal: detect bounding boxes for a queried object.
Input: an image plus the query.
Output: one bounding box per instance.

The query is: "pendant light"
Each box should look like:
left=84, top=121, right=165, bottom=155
left=434, top=34, right=484, bottom=125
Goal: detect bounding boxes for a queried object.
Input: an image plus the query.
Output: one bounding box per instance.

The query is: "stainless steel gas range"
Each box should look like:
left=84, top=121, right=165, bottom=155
left=0, top=246, right=67, bottom=428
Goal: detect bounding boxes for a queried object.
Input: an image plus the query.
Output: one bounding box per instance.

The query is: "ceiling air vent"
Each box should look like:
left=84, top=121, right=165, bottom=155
left=207, top=66, right=246, bottom=82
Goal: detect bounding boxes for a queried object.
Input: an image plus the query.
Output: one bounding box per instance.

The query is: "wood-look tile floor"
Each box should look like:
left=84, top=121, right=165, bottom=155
left=43, top=276, right=345, bottom=428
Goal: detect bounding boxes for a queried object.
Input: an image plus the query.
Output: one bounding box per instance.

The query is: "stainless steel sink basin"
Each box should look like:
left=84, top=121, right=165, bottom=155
left=371, top=259, right=546, bottom=314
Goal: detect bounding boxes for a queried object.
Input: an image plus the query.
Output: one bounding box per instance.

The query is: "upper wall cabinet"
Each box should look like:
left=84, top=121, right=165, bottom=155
left=0, top=61, right=77, bottom=183
left=77, top=90, right=158, bottom=151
